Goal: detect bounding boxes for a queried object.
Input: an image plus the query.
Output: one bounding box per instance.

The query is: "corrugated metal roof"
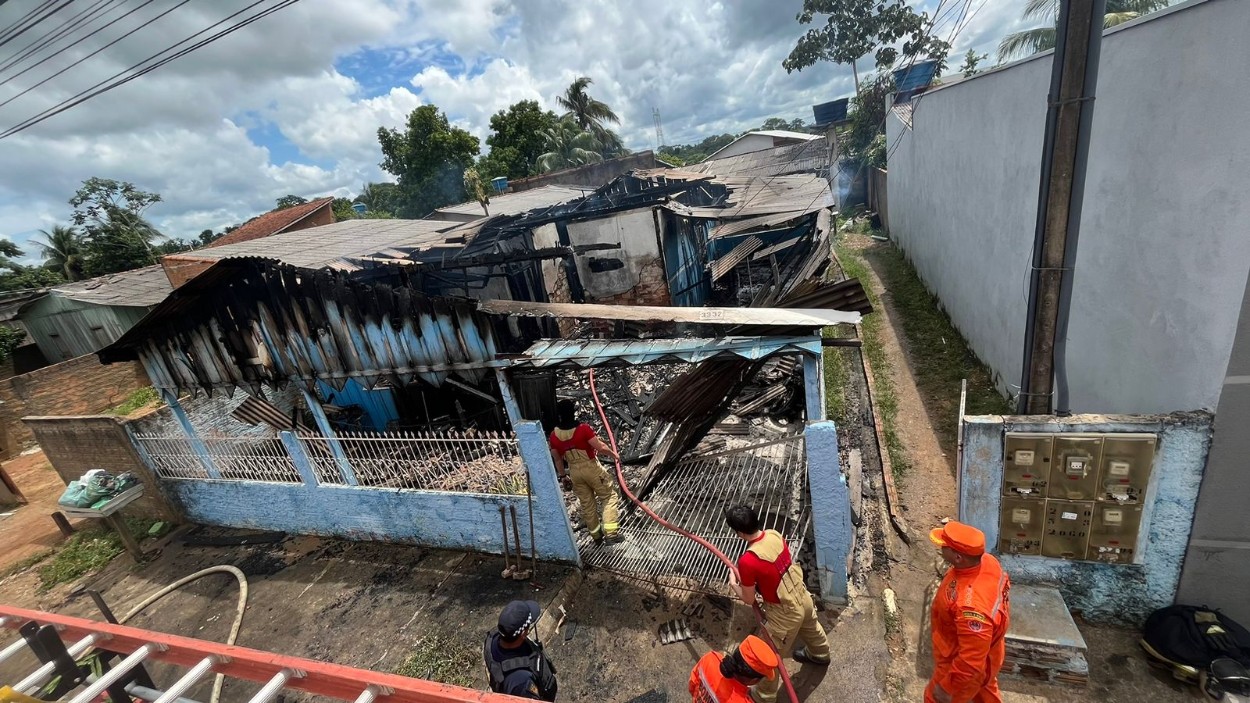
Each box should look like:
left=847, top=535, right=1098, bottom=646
left=683, top=175, right=832, bottom=220
left=476, top=300, right=860, bottom=326
left=50, top=265, right=173, bottom=307
left=710, top=236, right=762, bottom=281
left=509, top=336, right=820, bottom=368
left=163, top=219, right=459, bottom=271
left=749, top=130, right=822, bottom=141
left=685, top=138, right=830, bottom=179
left=433, top=185, right=594, bottom=218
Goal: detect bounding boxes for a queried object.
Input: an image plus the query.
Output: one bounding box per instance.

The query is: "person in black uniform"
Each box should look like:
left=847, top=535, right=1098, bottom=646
left=484, top=600, right=558, bottom=701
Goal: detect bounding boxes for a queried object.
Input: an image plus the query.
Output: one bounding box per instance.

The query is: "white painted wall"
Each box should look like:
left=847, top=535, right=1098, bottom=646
left=709, top=134, right=779, bottom=160
left=566, top=207, right=660, bottom=298
left=885, top=0, right=1250, bottom=413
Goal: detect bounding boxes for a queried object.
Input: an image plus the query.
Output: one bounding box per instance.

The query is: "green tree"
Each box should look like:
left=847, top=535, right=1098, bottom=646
left=354, top=182, right=400, bottom=215
left=0, top=326, right=26, bottom=364
left=275, top=194, right=308, bottom=210
left=537, top=118, right=605, bottom=173
left=34, top=225, right=85, bottom=281
left=462, top=168, right=491, bottom=216
left=153, top=239, right=191, bottom=255
left=783, top=0, right=950, bottom=74
left=556, top=77, right=623, bottom=157
left=959, top=49, right=988, bottom=77
left=485, top=100, right=559, bottom=178
left=659, top=133, right=737, bottom=165
left=69, top=179, right=166, bottom=276
left=0, top=265, right=64, bottom=292
left=196, top=229, right=222, bottom=247
left=843, top=72, right=896, bottom=166
left=377, top=105, right=480, bottom=218
left=331, top=197, right=356, bottom=221
left=756, top=117, right=811, bottom=132
left=998, top=0, right=1170, bottom=61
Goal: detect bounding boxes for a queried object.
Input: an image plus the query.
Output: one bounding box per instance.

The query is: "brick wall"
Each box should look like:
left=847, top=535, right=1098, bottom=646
left=0, top=355, right=149, bottom=458
left=23, top=415, right=182, bottom=522
left=590, top=257, right=672, bottom=307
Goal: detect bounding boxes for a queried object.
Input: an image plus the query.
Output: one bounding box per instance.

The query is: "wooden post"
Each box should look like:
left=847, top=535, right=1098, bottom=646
left=51, top=512, right=75, bottom=537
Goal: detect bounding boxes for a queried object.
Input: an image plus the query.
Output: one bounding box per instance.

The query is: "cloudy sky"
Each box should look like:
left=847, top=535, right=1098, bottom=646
left=0, top=0, right=1024, bottom=258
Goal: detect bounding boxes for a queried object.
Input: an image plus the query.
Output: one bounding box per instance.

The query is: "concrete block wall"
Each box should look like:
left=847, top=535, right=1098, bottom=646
left=959, top=412, right=1213, bottom=624
left=0, top=355, right=148, bottom=457
left=23, top=415, right=182, bottom=522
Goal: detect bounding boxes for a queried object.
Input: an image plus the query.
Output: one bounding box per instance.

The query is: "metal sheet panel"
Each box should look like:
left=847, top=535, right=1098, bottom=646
left=476, top=300, right=860, bottom=326
left=511, top=336, right=821, bottom=368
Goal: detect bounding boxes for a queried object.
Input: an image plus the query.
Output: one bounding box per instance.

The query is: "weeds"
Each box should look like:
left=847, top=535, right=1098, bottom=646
left=1, top=549, right=53, bottom=580
left=835, top=238, right=911, bottom=477
left=106, top=386, right=162, bottom=416
left=34, top=517, right=155, bottom=592
left=394, top=633, right=479, bottom=687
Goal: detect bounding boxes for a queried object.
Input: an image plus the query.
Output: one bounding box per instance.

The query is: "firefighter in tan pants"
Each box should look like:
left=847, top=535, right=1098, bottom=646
left=725, top=504, right=830, bottom=702
left=549, top=399, right=621, bottom=544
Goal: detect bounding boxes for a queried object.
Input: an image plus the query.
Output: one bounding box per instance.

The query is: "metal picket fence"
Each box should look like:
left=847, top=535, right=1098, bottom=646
left=302, top=430, right=526, bottom=494
left=134, top=434, right=302, bottom=483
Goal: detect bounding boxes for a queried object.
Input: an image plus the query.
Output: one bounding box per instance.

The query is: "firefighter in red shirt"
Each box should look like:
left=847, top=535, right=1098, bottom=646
left=689, top=635, right=779, bottom=703
left=927, top=521, right=1011, bottom=703
left=724, top=504, right=830, bottom=702
left=549, top=399, right=621, bottom=544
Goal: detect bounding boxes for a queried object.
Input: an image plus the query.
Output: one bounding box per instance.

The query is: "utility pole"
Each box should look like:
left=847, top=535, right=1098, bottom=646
left=1018, top=0, right=1105, bottom=415
left=652, top=108, right=665, bottom=153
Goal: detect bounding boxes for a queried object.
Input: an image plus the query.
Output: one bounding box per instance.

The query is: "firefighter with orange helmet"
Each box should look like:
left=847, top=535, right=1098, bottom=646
left=688, top=635, right=780, bottom=703
left=926, top=521, right=1012, bottom=703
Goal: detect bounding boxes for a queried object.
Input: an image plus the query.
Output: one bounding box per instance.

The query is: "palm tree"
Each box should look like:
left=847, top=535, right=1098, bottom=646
left=34, top=225, right=85, bottom=281
left=537, top=119, right=605, bottom=173
left=556, top=77, right=621, bottom=148
left=998, top=0, right=1171, bottom=61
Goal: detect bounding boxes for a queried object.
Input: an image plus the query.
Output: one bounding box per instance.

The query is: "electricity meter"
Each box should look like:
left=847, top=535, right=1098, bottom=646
left=1041, top=499, right=1092, bottom=559
left=998, top=496, right=1044, bottom=555
left=1003, top=434, right=1052, bottom=497
left=1086, top=503, right=1144, bottom=563
left=1097, top=434, right=1157, bottom=504
left=1048, top=436, right=1103, bottom=500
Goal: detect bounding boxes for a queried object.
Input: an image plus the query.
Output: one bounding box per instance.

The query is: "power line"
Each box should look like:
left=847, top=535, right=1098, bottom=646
left=0, top=0, right=74, bottom=50
left=0, top=2, right=49, bottom=45
left=1, top=0, right=304, bottom=139
left=0, top=0, right=168, bottom=100
left=0, top=0, right=121, bottom=78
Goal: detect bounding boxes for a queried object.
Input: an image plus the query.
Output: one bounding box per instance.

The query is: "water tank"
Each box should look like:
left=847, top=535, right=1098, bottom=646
left=812, top=97, right=850, bottom=127
left=892, top=58, right=940, bottom=104
left=351, top=202, right=367, bottom=215
left=491, top=176, right=508, bottom=193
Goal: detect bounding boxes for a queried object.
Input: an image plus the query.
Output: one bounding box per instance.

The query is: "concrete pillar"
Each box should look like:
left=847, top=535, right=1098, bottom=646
left=157, top=389, right=221, bottom=479
left=279, top=431, right=319, bottom=487
left=298, top=386, right=357, bottom=486
left=805, top=420, right=850, bottom=604
left=803, top=352, right=826, bottom=422
left=513, top=420, right=580, bottom=565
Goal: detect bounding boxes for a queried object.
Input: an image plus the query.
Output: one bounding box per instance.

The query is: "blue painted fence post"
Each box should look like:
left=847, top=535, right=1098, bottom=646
left=513, top=420, right=581, bottom=566
left=803, top=352, right=826, bottom=422
left=158, top=389, right=221, bottom=479
left=299, top=386, right=357, bottom=486
left=279, top=431, right=319, bottom=487
left=806, top=420, right=850, bottom=605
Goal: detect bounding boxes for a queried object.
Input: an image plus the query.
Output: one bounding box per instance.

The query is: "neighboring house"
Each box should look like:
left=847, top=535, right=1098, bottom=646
left=883, top=0, right=1250, bottom=622
left=0, top=289, right=52, bottom=375
left=704, top=130, right=821, bottom=161
left=16, top=266, right=172, bottom=361
left=428, top=185, right=593, bottom=224
left=160, top=197, right=336, bottom=288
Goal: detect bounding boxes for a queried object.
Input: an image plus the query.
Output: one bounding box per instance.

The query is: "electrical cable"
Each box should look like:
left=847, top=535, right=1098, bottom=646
left=1, top=0, right=302, bottom=139
left=587, top=369, right=801, bottom=703
left=0, top=0, right=121, bottom=79
left=118, top=565, right=249, bottom=703
left=0, top=4, right=47, bottom=45
left=0, top=0, right=73, bottom=50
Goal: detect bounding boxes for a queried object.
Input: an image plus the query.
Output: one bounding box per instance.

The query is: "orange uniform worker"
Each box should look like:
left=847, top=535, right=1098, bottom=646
left=926, top=521, right=1012, bottom=703
left=689, top=635, right=780, bottom=703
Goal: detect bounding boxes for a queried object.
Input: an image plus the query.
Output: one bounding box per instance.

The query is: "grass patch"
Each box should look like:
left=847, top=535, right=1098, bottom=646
left=862, top=242, right=1011, bottom=453
left=34, top=517, right=156, bottom=592
left=106, top=386, right=161, bottom=416
left=1, top=549, right=54, bottom=580
left=835, top=237, right=911, bottom=478
left=394, top=633, right=478, bottom=687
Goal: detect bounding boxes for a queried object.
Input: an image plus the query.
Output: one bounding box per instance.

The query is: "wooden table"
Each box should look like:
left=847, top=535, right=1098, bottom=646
left=59, top=485, right=147, bottom=560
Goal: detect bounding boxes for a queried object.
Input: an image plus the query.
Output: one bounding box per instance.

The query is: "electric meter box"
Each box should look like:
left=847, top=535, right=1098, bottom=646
left=1086, top=503, right=1144, bottom=563
left=998, top=496, right=1045, bottom=555
left=1097, top=434, right=1157, bottom=504
left=1041, top=499, right=1092, bottom=560
left=1003, top=433, right=1052, bottom=497
left=1048, top=436, right=1104, bottom=500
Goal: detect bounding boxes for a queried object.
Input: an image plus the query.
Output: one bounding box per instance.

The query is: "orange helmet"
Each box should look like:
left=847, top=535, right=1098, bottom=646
left=929, top=521, right=986, bottom=557
left=738, top=635, right=780, bottom=680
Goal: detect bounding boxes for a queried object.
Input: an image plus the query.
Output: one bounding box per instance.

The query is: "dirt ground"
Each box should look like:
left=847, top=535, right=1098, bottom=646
left=850, top=235, right=1198, bottom=702
left=0, top=449, right=83, bottom=572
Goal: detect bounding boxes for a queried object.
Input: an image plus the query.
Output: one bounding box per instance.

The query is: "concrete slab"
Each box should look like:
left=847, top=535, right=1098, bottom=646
left=1004, top=585, right=1089, bottom=686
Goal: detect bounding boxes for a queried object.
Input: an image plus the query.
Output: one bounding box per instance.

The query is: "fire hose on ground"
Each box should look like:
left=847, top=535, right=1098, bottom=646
left=588, top=369, right=801, bottom=703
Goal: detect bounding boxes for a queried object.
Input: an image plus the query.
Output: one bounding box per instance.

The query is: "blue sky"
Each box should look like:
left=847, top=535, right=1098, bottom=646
left=0, top=0, right=1026, bottom=261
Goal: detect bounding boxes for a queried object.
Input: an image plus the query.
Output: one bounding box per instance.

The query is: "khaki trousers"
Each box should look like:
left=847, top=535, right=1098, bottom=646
left=569, top=459, right=619, bottom=536
left=754, top=587, right=830, bottom=702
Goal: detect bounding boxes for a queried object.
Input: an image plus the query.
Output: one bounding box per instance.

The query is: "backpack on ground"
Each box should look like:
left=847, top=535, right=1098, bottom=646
left=1141, top=604, right=1250, bottom=700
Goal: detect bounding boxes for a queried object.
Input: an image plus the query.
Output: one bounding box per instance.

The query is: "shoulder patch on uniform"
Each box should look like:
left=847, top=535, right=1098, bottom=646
left=961, top=610, right=990, bottom=623
left=966, top=619, right=984, bottom=633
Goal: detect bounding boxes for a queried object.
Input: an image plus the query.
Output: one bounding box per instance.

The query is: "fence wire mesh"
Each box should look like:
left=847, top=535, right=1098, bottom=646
left=135, top=429, right=526, bottom=495
left=303, top=430, right=525, bottom=494
left=579, top=434, right=810, bottom=587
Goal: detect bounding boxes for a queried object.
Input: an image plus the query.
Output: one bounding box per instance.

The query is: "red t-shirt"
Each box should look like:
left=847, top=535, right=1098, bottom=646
left=737, top=533, right=792, bottom=604
left=548, top=424, right=597, bottom=459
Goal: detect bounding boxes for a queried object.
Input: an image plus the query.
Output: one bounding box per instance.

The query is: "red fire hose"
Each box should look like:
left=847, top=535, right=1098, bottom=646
left=588, top=369, right=801, bottom=703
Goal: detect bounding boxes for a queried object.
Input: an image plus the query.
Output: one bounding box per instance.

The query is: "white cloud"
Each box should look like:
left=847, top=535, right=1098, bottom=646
left=410, top=59, right=547, bottom=141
